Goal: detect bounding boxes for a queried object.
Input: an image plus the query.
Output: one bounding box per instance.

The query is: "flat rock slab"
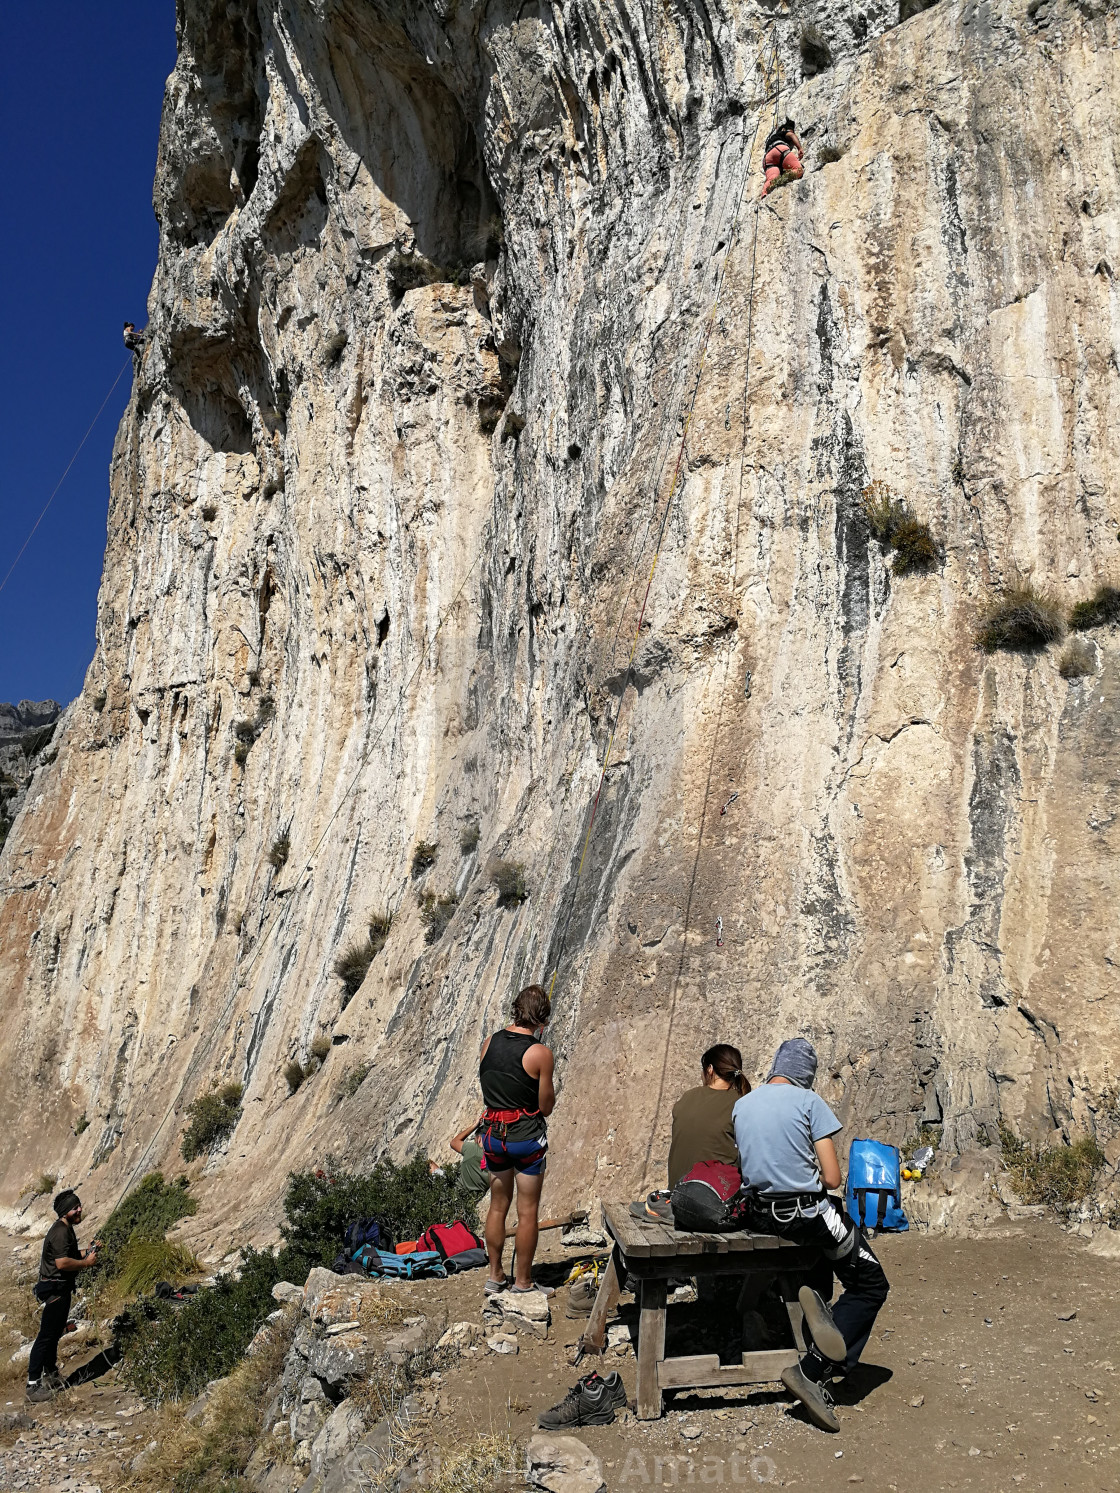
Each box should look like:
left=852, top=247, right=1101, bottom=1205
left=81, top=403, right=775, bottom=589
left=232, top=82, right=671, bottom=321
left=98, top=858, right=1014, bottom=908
left=484, top=1288, right=551, bottom=1337
left=527, top=1434, right=606, bottom=1493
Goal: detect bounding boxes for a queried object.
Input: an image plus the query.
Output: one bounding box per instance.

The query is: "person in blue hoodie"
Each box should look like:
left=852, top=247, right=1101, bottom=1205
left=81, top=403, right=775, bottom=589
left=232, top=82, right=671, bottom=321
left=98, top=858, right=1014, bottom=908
left=733, top=1038, right=890, bottom=1432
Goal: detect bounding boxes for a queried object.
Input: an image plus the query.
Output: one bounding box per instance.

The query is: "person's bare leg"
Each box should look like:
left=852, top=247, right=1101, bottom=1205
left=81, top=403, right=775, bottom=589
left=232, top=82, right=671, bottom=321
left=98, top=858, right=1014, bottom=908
left=512, top=1169, right=545, bottom=1289
left=485, top=1168, right=515, bottom=1284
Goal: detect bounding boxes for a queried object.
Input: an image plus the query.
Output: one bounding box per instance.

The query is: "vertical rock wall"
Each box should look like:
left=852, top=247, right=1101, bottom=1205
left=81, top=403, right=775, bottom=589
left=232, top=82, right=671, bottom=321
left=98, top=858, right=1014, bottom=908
left=1, top=0, right=1117, bottom=1236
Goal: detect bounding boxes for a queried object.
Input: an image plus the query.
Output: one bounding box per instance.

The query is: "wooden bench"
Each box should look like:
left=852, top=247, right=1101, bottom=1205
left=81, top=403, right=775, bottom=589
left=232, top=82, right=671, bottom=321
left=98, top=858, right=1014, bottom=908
left=579, top=1201, right=821, bottom=1419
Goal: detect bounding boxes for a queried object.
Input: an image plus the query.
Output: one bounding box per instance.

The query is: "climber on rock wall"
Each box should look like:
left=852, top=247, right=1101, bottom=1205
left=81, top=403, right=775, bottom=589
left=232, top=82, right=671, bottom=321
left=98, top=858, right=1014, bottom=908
left=761, top=118, right=804, bottom=195
left=122, top=320, right=147, bottom=354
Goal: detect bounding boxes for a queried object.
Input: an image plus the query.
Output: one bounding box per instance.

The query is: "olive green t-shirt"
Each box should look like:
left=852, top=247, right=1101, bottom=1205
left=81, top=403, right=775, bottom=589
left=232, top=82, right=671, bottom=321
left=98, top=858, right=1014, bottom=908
left=455, top=1139, right=490, bottom=1204
left=667, top=1085, right=740, bottom=1189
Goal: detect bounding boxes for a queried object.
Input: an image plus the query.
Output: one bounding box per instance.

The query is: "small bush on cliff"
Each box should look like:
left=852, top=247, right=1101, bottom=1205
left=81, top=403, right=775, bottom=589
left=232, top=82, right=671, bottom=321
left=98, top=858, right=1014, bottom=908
left=975, top=584, right=1066, bottom=653
left=460, top=820, right=481, bottom=854
left=283, top=1059, right=306, bottom=1094
left=490, top=858, right=529, bottom=907
left=281, top=1155, right=463, bottom=1265
left=267, top=831, right=290, bottom=869
left=1059, top=639, right=1096, bottom=680
left=100, top=1172, right=198, bottom=1272
left=1070, top=583, right=1120, bottom=632
left=181, top=1082, right=244, bottom=1162
left=859, top=480, right=938, bottom=575
left=334, top=912, right=392, bottom=1003
left=999, top=1123, right=1104, bottom=1215
left=411, top=840, right=438, bottom=875
left=419, top=890, right=459, bottom=943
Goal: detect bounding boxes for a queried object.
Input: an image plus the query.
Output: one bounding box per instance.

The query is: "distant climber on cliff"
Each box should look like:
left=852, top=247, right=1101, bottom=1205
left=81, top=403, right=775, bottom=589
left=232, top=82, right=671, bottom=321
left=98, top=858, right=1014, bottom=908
left=123, top=320, right=147, bottom=355
left=761, top=118, right=804, bottom=196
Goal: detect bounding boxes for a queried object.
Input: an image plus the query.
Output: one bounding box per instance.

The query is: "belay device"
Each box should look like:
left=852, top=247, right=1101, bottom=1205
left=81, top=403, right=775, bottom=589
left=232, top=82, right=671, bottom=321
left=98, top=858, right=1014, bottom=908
left=845, top=1139, right=909, bottom=1233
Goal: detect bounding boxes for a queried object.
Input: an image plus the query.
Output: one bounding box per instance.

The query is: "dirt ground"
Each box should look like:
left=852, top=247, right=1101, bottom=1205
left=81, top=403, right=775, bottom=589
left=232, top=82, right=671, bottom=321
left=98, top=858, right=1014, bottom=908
left=2, top=1216, right=1118, bottom=1491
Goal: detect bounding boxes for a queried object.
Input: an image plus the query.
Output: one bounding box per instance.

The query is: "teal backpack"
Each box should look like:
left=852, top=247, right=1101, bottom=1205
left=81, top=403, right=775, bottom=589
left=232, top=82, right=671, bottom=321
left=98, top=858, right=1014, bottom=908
left=352, top=1244, right=447, bottom=1279
left=845, top=1139, right=908, bottom=1232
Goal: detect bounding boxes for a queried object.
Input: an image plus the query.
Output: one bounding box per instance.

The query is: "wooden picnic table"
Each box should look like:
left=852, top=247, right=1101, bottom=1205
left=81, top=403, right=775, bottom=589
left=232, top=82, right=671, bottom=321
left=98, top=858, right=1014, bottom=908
left=580, top=1201, right=822, bottom=1419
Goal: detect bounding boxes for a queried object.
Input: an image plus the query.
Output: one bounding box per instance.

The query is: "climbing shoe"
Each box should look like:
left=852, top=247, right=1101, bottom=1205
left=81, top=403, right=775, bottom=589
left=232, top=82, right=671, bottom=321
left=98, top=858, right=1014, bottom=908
left=628, top=1191, right=672, bottom=1222
left=797, top=1285, right=846, bottom=1364
left=780, top=1362, right=840, bottom=1433
left=537, top=1374, right=617, bottom=1429
left=25, top=1379, right=54, bottom=1404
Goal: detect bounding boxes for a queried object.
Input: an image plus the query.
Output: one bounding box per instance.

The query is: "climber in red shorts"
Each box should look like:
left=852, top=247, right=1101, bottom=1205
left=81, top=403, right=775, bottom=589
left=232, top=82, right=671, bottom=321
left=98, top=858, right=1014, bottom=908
left=761, top=118, right=804, bottom=196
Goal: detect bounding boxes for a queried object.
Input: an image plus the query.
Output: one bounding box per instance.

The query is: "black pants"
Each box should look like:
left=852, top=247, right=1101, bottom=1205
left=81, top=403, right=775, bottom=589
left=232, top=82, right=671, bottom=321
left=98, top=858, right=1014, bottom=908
left=749, top=1196, right=889, bottom=1375
left=29, top=1290, right=72, bottom=1381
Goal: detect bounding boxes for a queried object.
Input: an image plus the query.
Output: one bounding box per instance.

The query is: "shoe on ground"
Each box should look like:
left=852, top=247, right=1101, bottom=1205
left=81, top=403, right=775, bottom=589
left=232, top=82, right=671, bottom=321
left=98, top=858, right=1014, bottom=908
left=797, top=1285, right=846, bottom=1364
left=25, top=1380, right=54, bottom=1404
left=45, top=1370, right=66, bottom=1391
left=586, top=1369, right=628, bottom=1412
left=566, top=1277, right=597, bottom=1318
left=538, top=1375, right=617, bottom=1429
left=780, top=1363, right=840, bottom=1433
left=483, top=1276, right=510, bottom=1296
left=628, top=1191, right=672, bottom=1222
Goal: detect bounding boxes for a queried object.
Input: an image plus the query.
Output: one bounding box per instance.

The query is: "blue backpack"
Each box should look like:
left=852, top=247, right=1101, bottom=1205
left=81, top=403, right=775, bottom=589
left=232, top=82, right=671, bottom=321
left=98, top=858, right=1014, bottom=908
left=845, top=1139, right=908, bottom=1233
left=351, top=1244, right=447, bottom=1279
left=343, top=1217, right=383, bottom=1257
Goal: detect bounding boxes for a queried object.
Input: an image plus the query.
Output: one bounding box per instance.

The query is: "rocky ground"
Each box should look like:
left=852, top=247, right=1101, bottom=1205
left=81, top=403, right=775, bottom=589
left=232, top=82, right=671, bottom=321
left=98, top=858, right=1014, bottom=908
left=3, top=1216, right=1119, bottom=1491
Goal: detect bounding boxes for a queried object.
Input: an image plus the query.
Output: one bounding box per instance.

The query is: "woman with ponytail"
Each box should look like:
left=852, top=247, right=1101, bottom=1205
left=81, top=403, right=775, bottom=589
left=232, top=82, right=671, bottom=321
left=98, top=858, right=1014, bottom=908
left=667, top=1044, right=751, bottom=1189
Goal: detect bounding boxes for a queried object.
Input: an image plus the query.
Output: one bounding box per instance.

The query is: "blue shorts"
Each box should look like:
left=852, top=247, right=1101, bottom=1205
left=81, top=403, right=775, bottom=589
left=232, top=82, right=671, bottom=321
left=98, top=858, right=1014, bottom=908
left=479, top=1128, right=548, bottom=1176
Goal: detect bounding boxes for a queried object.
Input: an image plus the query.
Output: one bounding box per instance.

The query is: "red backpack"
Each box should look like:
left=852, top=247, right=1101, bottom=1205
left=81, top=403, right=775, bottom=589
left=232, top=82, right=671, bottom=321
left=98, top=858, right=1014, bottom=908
left=415, top=1220, right=483, bottom=1259
left=670, top=1160, right=747, bottom=1232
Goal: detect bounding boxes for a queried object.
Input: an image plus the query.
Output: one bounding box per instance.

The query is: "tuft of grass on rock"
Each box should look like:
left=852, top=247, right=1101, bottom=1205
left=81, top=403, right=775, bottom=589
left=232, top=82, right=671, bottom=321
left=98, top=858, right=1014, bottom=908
left=267, top=832, right=290, bottom=870
left=419, top=891, right=460, bottom=943
left=891, top=517, right=940, bottom=576
left=115, top=1238, right=200, bottom=1299
left=1059, top=638, right=1096, bottom=680
left=335, top=913, right=392, bottom=1003
left=309, top=1033, right=331, bottom=1066
left=859, top=480, right=938, bottom=575
left=74, top=1113, right=90, bottom=1136
left=975, top=584, right=1067, bottom=654
left=99, top=1172, right=198, bottom=1277
left=411, top=840, right=438, bottom=875
left=490, top=858, right=529, bottom=908
left=1069, top=583, right=1120, bottom=632
left=999, top=1123, right=1104, bottom=1215
left=459, top=820, right=480, bottom=855
left=181, top=1082, right=244, bottom=1162
left=340, top=1061, right=371, bottom=1099
left=283, top=1060, right=306, bottom=1094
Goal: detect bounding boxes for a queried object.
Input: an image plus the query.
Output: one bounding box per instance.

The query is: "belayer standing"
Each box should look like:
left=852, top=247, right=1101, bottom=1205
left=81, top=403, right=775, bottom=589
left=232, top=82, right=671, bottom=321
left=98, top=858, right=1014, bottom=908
left=761, top=118, right=804, bottom=196
left=733, top=1039, right=890, bottom=1432
left=27, top=1189, right=100, bottom=1403
left=478, top=984, right=555, bottom=1294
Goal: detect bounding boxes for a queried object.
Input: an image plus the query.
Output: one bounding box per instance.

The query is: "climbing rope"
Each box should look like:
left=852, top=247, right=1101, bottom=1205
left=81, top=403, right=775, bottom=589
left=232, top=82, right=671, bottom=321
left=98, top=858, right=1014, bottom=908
left=0, top=360, right=131, bottom=601
left=544, top=45, right=779, bottom=1002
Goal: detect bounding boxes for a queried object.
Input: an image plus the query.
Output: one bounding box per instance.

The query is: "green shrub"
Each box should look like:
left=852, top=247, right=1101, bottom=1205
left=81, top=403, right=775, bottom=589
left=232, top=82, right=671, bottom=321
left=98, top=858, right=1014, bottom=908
left=36, top=1172, right=57, bottom=1197
left=340, top=1062, right=371, bottom=1099
left=74, top=1113, right=90, bottom=1136
left=490, top=858, right=529, bottom=907
left=999, top=1124, right=1104, bottom=1215
left=419, top=891, right=459, bottom=943
left=120, top=1244, right=309, bottom=1402
left=460, top=821, right=481, bottom=855
left=281, top=1156, right=463, bottom=1265
left=267, top=832, right=290, bottom=869
left=975, top=584, right=1066, bottom=653
left=181, top=1083, right=243, bottom=1162
left=283, top=1060, right=306, bottom=1094
left=1070, top=584, right=1120, bottom=632
left=99, top=1172, right=198, bottom=1273
left=891, top=518, right=939, bottom=576
left=412, top=840, right=438, bottom=875
left=334, top=913, right=392, bottom=1002
left=1059, top=639, right=1096, bottom=680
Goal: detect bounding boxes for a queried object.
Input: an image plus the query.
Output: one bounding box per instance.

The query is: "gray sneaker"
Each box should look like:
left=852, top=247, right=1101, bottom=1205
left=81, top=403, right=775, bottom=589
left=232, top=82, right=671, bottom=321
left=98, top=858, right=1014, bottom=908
left=538, top=1376, right=617, bottom=1429
left=593, top=1371, right=629, bottom=1412
left=781, top=1363, right=840, bottom=1433
left=25, top=1380, right=54, bottom=1404
left=797, top=1286, right=846, bottom=1363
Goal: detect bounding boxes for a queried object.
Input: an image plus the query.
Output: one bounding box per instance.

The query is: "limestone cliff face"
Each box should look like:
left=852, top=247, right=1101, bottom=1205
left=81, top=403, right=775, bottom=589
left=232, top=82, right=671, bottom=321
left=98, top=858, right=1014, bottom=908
left=2, top=0, right=1118, bottom=1237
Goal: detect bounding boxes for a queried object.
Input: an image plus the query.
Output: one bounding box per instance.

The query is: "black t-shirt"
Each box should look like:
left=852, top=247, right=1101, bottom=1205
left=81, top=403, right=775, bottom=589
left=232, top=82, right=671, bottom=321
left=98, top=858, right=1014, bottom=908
left=38, top=1218, right=78, bottom=1290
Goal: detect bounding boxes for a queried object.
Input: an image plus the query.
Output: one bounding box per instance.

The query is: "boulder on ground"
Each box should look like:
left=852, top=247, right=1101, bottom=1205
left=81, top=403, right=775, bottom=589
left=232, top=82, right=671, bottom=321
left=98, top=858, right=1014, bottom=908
left=302, top=1266, right=386, bottom=1327
left=437, top=1319, right=484, bottom=1354
left=484, top=1288, right=551, bottom=1338
left=487, top=1332, right=519, bottom=1354
left=272, top=1281, right=303, bottom=1304
left=527, top=1434, right=606, bottom=1493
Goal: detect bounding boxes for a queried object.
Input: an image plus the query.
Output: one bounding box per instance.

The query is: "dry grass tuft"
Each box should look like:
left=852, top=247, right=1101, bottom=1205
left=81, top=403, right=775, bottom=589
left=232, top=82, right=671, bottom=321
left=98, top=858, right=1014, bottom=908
left=490, top=859, right=529, bottom=908
left=115, top=1238, right=200, bottom=1299
left=419, top=891, right=460, bottom=943
left=411, top=840, right=438, bottom=875
left=335, top=913, right=392, bottom=1003
left=460, top=820, right=481, bottom=855
left=267, top=832, right=290, bottom=869
left=859, top=480, right=938, bottom=575
left=999, top=1124, right=1104, bottom=1216
left=310, top=1033, right=331, bottom=1065
left=1070, top=583, right=1120, bottom=632
left=340, top=1061, right=371, bottom=1099
left=891, top=517, right=940, bottom=576
left=283, top=1059, right=306, bottom=1094
left=1059, top=638, right=1096, bottom=680
left=426, top=1432, right=520, bottom=1493
left=125, top=1306, right=296, bottom=1492
left=975, top=584, right=1066, bottom=653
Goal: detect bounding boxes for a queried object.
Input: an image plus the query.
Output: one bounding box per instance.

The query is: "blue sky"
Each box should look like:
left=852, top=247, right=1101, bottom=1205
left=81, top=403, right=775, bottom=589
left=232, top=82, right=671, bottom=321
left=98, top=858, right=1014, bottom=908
left=0, top=4, right=176, bottom=707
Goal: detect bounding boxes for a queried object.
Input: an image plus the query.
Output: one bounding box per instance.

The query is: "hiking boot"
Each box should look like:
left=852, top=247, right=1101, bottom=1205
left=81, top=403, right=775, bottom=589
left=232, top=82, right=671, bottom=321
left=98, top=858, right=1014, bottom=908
left=566, top=1276, right=597, bottom=1318
left=628, top=1191, right=672, bottom=1223
left=537, top=1375, right=617, bottom=1429
left=797, top=1286, right=846, bottom=1364
left=588, top=1370, right=628, bottom=1412
left=780, top=1362, right=840, bottom=1433
left=25, top=1380, right=54, bottom=1404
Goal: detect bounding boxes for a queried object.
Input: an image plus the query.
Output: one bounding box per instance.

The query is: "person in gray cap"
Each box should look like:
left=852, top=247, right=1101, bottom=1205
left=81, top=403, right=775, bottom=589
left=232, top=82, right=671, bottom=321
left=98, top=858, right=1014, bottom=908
left=732, top=1039, right=890, bottom=1432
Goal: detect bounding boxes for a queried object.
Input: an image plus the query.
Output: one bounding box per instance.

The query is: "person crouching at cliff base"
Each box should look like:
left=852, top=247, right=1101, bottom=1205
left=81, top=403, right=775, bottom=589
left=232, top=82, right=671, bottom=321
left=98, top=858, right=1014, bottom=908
left=27, top=1190, right=100, bottom=1403
left=733, top=1039, right=890, bottom=1432
left=478, top=984, right=555, bottom=1294
left=761, top=118, right=804, bottom=196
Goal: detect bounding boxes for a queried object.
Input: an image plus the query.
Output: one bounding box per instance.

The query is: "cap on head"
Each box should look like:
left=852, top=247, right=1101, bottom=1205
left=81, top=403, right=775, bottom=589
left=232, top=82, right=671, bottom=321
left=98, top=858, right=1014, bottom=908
left=53, top=1188, right=81, bottom=1217
left=767, top=1038, right=818, bottom=1089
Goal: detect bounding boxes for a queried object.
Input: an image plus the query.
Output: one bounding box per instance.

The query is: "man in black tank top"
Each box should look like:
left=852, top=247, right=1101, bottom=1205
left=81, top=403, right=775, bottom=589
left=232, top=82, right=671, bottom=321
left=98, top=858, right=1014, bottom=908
left=477, top=984, right=555, bottom=1293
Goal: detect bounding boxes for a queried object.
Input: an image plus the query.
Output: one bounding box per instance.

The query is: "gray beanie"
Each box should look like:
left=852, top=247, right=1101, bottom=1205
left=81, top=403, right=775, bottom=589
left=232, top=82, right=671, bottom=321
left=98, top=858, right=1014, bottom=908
left=767, top=1038, right=818, bottom=1089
